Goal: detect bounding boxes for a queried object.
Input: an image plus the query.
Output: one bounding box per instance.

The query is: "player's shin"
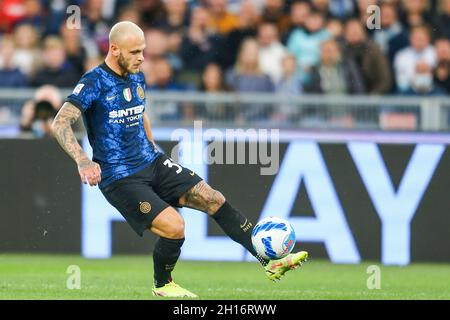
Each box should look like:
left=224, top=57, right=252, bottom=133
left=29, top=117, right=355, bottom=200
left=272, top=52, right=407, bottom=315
left=211, top=201, right=268, bottom=266
left=153, top=237, right=184, bottom=288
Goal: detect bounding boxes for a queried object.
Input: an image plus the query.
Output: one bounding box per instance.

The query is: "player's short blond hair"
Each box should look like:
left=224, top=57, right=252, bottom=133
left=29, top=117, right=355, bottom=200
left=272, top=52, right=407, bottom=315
left=109, top=21, right=144, bottom=45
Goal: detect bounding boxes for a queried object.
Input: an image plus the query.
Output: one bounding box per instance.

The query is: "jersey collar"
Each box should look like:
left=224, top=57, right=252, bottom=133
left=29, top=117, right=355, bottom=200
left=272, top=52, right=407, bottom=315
left=100, top=61, right=128, bottom=81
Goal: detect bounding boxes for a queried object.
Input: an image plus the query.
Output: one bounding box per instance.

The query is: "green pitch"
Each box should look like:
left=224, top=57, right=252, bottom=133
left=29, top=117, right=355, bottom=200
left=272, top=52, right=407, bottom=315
left=0, top=254, right=449, bottom=300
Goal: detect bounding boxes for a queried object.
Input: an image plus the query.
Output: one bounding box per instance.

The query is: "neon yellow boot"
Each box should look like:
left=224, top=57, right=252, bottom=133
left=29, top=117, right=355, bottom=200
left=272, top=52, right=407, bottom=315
left=264, top=251, right=308, bottom=281
left=152, top=281, right=198, bottom=298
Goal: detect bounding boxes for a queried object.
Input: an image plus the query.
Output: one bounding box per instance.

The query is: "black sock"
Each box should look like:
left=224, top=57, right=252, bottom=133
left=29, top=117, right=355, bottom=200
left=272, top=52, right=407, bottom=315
left=212, top=201, right=268, bottom=266
left=153, top=237, right=184, bottom=288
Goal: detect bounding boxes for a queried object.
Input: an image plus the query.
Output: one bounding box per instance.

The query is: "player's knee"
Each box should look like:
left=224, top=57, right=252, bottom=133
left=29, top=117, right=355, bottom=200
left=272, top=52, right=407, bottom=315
left=166, top=219, right=185, bottom=239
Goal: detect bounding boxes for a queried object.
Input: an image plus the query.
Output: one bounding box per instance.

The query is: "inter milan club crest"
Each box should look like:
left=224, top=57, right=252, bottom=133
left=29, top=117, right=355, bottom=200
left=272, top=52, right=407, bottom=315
left=123, top=88, right=132, bottom=102
left=137, top=85, right=145, bottom=100
left=139, top=201, right=151, bottom=214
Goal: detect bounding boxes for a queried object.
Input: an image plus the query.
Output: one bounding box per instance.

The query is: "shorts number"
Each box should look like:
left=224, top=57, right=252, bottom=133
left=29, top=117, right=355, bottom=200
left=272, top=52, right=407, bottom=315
left=163, top=159, right=182, bottom=174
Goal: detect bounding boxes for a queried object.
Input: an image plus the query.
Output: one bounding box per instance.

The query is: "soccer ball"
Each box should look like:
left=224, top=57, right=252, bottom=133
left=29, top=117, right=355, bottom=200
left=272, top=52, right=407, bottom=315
left=251, top=216, right=296, bottom=260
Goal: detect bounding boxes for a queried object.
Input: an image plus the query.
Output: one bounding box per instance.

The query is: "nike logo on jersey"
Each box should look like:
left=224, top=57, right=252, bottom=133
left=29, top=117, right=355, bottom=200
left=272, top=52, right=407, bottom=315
left=106, top=95, right=117, bottom=101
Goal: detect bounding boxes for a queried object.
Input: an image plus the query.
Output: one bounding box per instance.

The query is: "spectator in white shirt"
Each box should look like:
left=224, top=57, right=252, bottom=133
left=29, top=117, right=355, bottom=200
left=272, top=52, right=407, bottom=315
left=257, top=21, right=288, bottom=83
left=393, top=25, right=437, bottom=93
left=11, top=23, right=40, bottom=77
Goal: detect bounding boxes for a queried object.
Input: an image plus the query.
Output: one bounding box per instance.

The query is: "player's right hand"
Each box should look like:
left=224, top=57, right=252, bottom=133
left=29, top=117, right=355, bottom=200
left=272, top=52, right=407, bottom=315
left=77, top=158, right=102, bottom=186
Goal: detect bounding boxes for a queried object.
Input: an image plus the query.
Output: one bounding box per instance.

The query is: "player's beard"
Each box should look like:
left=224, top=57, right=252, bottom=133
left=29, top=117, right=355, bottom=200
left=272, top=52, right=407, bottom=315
left=118, top=52, right=138, bottom=75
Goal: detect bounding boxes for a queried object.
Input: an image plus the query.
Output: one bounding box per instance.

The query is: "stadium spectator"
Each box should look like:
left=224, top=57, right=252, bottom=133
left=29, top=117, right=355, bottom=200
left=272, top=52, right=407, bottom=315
left=190, top=0, right=207, bottom=7
left=179, top=6, right=223, bottom=83
left=275, top=54, right=303, bottom=95
left=344, top=19, right=392, bottom=94
left=152, top=0, right=188, bottom=76
left=61, top=17, right=100, bottom=64
left=304, top=39, right=365, bottom=94
left=141, top=62, right=157, bottom=86
left=81, top=0, right=121, bottom=24
left=144, top=28, right=183, bottom=78
left=328, top=0, right=356, bottom=20
left=60, top=23, right=88, bottom=78
left=325, top=18, right=344, bottom=45
left=225, top=38, right=274, bottom=93
left=11, top=23, right=40, bottom=77
left=135, top=0, right=166, bottom=29
left=16, top=0, right=44, bottom=30
left=198, top=63, right=234, bottom=120
left=402, top=61, right=446, bottom=96
left=434, top=0, right=450, bottom=39
left=116, top=4, right=142, bottom=25
left=0, top=36, right=28, bottom=87
left=147, top=58, right=188, bottom=120
left=0, top=0, right=27, bottom=33
left=433, top=38, right=450, bottom=93
left=286, top=10, right=331, bottom=84
left=81, top=0, right=111, bottom=56
left=0, top=0, right=448, bottom=105
left=310, top=0, right=332, bottom=19
left=373, top=2, right=410, bottom=67
left=144, top=28, right=170, bottom=61
left=218, top=0, right=259, bottom=70
left=319, top=0, right=356, bottom=21
left=31, top=36, right=79, bottom=87
left=19, top=85, right=63, bottom=136
left=273, top=54, right=303, bottom=122
left=207, top=0, right=240, bottom=34
left=260, top=0, right=290, bottom=36
left=199, top=63, right=229, bottom=92
left=221, top=0, right=264, bottom=13
left=394, top=25, right=437, bottom=93
left=149, top=58, right=186, bottom=91
left=287, top=0, right=311, bottom=36
left=225, top=38, right=274, bottom=121
left=154, top=0, right=190, bottom=33
left=257, top=21, right=288, bottom=83
left=84, top=56, right=103, bottom=73
left=400, top=0, right=433, bottom=28
left=40, top=0, right=84, bottom=36
left=167, top=30, right=184, bottom=73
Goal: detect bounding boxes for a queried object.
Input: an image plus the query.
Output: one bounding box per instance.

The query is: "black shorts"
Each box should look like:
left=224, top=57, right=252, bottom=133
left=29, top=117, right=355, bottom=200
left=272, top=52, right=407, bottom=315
left=100, top=153, right=203, bottom=237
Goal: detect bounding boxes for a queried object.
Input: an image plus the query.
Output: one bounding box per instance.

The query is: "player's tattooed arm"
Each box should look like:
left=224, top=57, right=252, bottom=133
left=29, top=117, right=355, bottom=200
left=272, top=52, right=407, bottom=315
left=179, top=181, right=225, bottom=215
left=51, top=102, right=84, bottom=162
left=51, top=102, right=101, bottom=186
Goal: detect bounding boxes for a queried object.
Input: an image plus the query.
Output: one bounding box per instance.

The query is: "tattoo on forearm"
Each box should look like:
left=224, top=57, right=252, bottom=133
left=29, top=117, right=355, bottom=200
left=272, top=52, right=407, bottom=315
left=181, top=181, right=225, bottom=215
left=51, top=103, right=87, bottom=164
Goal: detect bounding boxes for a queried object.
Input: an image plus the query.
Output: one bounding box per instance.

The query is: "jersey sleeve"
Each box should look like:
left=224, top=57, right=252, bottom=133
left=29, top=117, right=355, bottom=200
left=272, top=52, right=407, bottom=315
left=65, top=73, right=99, bottom=112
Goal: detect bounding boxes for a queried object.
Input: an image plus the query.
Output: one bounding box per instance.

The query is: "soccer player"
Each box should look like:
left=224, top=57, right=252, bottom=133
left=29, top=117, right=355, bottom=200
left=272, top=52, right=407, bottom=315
left=51, top=21, right=308, bottom=298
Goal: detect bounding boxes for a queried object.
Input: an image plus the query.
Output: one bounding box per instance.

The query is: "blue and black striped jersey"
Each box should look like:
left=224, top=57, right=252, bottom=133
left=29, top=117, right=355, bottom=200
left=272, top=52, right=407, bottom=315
left=66, top=62, right=161, bottom=188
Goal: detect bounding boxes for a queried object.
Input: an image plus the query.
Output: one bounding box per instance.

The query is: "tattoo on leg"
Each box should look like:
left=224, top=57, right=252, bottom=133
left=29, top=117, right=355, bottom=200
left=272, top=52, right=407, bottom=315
left=180, top=181, right=225, bottom=215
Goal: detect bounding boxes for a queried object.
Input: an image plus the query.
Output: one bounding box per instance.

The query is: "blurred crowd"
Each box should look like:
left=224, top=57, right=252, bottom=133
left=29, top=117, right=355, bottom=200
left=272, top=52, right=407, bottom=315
left=0, top=0, right=449, bottom=99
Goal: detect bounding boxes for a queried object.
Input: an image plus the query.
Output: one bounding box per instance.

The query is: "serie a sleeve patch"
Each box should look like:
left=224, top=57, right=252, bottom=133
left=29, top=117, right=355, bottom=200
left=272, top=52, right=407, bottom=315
left=72, top=83, right=85, bottom=95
